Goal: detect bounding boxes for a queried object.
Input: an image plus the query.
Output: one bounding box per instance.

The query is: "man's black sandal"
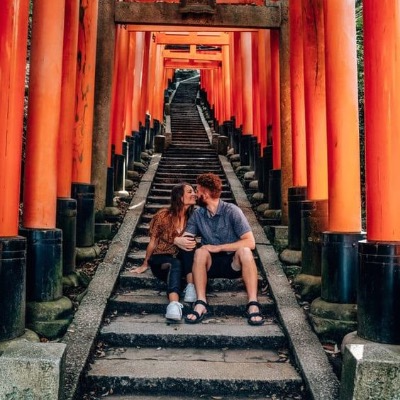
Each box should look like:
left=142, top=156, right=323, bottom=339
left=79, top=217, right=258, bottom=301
left=184, top=300, right=210, bottom=324
left=245, top=301, right=265, bottom=326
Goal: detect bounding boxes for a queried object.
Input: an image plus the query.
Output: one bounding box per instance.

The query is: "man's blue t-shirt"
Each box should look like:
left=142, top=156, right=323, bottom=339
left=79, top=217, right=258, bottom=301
left=185, top=200, right=251, bottom=245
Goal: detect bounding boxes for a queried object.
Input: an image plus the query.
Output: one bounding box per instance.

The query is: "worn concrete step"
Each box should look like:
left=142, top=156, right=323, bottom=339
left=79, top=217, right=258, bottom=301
left=86, top=347, right=303, bottom=398
left=108, top=289, right=274, bottom=317
left=149, top=188, right=231, bottom=198
left=170, top=133, right=208, bottom=137
left=145, top=194, right=233, bottom=206
left=150, top=182, right=230, bottom=191
left=119, top=266, right=264, bottom=293
left=99, top=314, right=286, bottom=349
left=155, top=166, right=222, bottom=174
left=158, top=162, right=221, bottom=169
left=103, top=395, right=298, bottom=400
left=164, top=148, right=215, bottom=155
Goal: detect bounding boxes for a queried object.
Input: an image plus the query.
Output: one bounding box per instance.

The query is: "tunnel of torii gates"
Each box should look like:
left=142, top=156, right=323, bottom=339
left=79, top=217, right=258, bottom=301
left=1, top=0, right=400, bottom=349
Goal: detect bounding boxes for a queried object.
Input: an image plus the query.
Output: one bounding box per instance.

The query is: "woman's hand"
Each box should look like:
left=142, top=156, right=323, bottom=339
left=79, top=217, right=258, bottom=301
left=174, top=235, right=197, bottom=251
left=132, top=264, right=148, bottom=274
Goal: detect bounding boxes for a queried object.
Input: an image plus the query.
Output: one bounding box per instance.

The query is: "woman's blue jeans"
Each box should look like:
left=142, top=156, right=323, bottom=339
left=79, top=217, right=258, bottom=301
left=149, top=250, right=194, bottom=295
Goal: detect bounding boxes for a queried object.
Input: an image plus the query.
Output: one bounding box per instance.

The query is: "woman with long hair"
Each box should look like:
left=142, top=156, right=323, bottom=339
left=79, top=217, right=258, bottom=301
left=133, top=183, right=197, bottom=320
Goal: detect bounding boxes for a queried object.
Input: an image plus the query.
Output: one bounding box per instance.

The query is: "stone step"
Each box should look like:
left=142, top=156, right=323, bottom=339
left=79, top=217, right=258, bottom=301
left=158, top=162, right=221, bottom=168
left=99, top=314, right=286, bottom=349
left=107, top=289, right=274, bottom=317
left=145, top=194, right=233, bottom=205
left=149, top=188, right=231, bottom=197
left=103, top=395, right=291, bottom=400
left=155, top=168, right=222, bottom=175
left=150, top=182, right=230, bottom=191
left=86, top=347, right=303, bottom=398
left=119, top=266, right=265, bottom=293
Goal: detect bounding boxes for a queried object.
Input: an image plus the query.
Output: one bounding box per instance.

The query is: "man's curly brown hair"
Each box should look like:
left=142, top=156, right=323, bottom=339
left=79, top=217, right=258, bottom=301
left=196, top=173, right=222, bottom=199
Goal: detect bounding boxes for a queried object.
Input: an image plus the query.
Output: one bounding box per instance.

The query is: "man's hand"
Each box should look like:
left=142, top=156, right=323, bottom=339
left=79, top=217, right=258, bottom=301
left=174, top=235, right=197, bottom=251
left=201, top=244, right=222, bottom=253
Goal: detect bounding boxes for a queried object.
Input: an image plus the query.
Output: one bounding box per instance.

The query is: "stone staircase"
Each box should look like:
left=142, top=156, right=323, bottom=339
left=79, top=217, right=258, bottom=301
left=82, top=80, right=307, bottom=399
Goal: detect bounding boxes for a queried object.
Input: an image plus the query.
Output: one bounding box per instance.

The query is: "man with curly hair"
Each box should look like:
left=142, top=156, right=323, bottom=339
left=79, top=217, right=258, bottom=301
left=175, top=172, right=264, bottom=326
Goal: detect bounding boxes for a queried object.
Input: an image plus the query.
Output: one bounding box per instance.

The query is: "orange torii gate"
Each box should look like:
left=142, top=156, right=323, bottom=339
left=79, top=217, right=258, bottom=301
left=2, top=5, right=400, bottom=394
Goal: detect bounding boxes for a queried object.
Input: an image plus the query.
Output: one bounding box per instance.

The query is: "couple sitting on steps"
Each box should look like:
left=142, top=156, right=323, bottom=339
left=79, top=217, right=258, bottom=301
left=133, top=172, right=265, bottom=326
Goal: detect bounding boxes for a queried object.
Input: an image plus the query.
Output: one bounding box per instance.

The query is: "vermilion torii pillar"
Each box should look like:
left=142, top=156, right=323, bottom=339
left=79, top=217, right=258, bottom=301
left=286, top=0, right=307, bottom=253
left=233, top=32, right=243, bottom=130
left=72, top=0, right=99, bottom=251
left=132, top=32, right=145, bottom=133
left=269, top=27, right=282, bottom=210
left=0, top=0, right=30, bottom=343
left=294, top=0, right=329, bottom=300
left=357, top=0, right=400, bottom=344
left=240, top=31, right=253, bottom=166
left=111, top=25, right=129, bottom=197
left=21, top=0, right=73, bottom=339
left=57, top=0, right=79, bottom=283
left=310, top=0, right=365, bottom=341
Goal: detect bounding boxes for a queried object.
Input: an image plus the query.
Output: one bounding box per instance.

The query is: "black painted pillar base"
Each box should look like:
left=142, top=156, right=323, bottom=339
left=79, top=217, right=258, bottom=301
left=322, top=232, right=366, bottom=303
left=56, top=198, right=77, bottom=277
left=358, top=240, right=400, bottom=344
left=261, top=146, right=273, bottom=199
left=0, top=236, right=26, bottom=341
left=19, top=228, right=63, bottom=302
left=308, top=231, right=366, bottom=342
left=71, top=183, right=95, bottom=248
left=239, top=134, right=252, bottom=166
left=268, top=169, right=281, bottom=210
left=288, top=186, right=307, bottom=250
left=17, top=228, right=73, bottom=339
left=113, top=153, right=128, bottom=197
left=300, top=199, right=329, bottom=276
left=106, top=167, right=115, bottom=208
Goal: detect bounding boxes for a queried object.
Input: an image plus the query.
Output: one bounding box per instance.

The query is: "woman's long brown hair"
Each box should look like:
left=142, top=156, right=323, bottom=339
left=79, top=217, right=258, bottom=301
left=169, top=183, right=194, bottom=222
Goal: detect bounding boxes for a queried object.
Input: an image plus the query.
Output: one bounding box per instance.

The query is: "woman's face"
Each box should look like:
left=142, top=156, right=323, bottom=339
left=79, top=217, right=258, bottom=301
left=182, top=185, right=197, bottom=206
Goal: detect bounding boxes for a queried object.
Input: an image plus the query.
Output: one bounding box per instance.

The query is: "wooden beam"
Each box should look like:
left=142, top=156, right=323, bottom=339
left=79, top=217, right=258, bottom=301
left=116, top=2, right=281, bottom=29
left=126, top=25, right=258, bottom=32
left=155, top=32, right=230, bottom=45
left=164, top=59, right=220, bottom=69
left=163, top=49, right=222, bottom=60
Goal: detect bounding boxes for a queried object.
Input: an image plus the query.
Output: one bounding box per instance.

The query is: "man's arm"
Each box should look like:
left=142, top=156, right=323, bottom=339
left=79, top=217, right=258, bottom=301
left=201, top=230, right=255, bottom=253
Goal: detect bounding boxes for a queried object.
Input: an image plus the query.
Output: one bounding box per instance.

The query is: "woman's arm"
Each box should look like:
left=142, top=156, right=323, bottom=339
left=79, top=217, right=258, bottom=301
left=133, top=235, right=158, bottom=274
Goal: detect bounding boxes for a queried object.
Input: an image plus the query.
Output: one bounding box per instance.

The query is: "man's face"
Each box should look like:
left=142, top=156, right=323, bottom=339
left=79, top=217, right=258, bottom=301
left=196, top=185, right=210, bottom=207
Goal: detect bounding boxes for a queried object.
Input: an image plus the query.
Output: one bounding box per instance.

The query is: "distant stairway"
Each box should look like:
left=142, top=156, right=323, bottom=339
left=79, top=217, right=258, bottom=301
left=83, top=80, right=306, bottom=399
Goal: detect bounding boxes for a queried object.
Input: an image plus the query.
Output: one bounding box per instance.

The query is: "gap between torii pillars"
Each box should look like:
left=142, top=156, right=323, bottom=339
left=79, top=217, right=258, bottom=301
left=72, top=0, right=100, bottom=254
left=20, top=0, right=73, bottom=339
left=309, top=0, right=365, bottom=342
left=356, top=0, right=400, bottom=344
left=0, top=0, right=30, bottom=344
left=294, top=0, right=328, bottom=301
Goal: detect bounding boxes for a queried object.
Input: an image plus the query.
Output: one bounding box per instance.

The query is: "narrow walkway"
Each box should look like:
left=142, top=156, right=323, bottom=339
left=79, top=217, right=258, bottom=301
left=63, top=80, right=339, bottom=400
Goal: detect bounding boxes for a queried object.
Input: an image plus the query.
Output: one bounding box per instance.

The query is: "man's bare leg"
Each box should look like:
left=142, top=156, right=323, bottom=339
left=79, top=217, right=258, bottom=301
left=234, top=247, right=263, bottom=323
left=186, top=247, right=210, bottom=320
